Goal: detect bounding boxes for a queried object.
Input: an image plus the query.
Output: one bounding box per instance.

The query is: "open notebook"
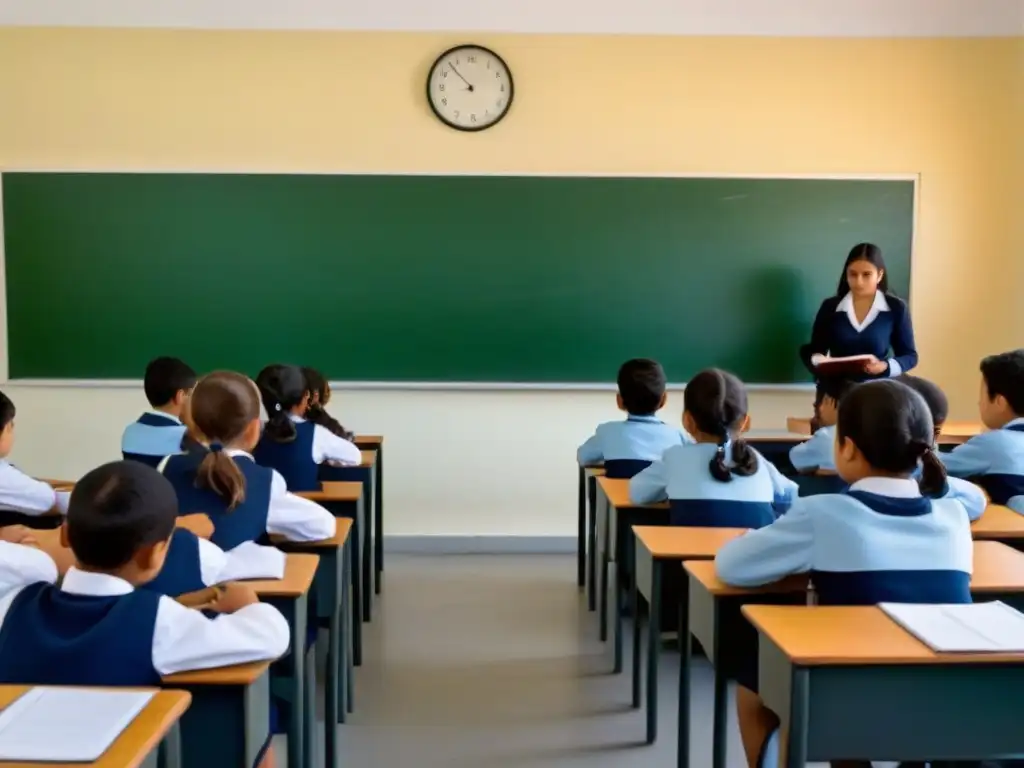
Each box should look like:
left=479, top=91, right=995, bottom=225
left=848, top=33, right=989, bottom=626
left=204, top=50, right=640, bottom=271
left=0, top=687, right=154, bottom=761
left=881, top=601, right=1024, bottom=653
left=217, top=541, right=286, bottom=583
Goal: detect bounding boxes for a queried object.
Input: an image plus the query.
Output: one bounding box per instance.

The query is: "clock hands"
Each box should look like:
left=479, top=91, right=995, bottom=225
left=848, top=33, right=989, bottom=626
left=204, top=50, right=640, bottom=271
left=448, top=62, right=474, bottom=92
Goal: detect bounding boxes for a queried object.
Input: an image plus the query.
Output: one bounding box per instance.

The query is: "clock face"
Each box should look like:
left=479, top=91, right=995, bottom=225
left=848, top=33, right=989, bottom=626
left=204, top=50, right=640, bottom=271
left=427, top=45, right=514, bottom=132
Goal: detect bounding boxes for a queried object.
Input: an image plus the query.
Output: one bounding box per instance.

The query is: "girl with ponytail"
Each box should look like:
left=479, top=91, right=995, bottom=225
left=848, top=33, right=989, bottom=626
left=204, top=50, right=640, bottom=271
left=714, top=379, right=978, bottom=768
left=629, top=368, right=797, bottom=528
left=252, top=364, right=361, bottom=492
left=161, top=371, right=336, bottom=550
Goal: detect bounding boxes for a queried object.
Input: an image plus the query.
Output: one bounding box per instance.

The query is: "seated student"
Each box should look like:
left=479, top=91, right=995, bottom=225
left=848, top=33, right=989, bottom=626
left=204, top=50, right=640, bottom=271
left=577, top=358, right=691, bottom=478
left=938, top=350, right=1024, bottom=513
left=0, top=461, right=289, bottom=768
left=0, top=392, right=70, bottom=524
left=715, top=380, right=973, bottom=768
left=630, top=369, right=797, bottom=527
left=900, top=374, right=987, bottom=520
left=121, top=357, right=199, bottom=468
left=252, top=364, right=360, bottom=492
left=788, top=379, right=854, bottom=473
left=303, top=367, right=356, bottom=442
left=163, top=371, right=336, bottom=550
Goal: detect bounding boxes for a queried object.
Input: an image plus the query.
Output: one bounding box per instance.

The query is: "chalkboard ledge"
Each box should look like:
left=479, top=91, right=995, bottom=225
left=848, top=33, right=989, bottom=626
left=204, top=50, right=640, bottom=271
left=3, top=378, right=817, bottom=392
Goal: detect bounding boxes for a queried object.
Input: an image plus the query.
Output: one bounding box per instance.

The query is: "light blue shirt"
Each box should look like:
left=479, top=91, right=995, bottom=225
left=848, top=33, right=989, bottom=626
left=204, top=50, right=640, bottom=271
left=939, top=417, right=1024, bottom=512
left=629, top=441, right=797, bottom=509
left=789, top=425, right=835, bottom=472
left=714, top=477, right=974, bottom=594
left=121, top=412, right=187, bottom=461
left=576, top=415, right=690, bottom=466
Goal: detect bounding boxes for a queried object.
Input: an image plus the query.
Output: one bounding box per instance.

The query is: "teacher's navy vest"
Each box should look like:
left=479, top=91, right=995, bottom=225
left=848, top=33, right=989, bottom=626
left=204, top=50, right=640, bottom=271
left=253, top=421, right=319, bottom=492
left=0, top=584, right=162, bottom=686
left=163, top=453, right=273, bottom=550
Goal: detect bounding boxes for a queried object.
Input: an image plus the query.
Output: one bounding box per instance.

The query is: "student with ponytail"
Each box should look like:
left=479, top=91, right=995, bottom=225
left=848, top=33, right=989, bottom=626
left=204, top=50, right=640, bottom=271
left=252, top=364, right=360, bottom=492
left=302, top=367, right=355, bottom=442
left=162, top=371, right=335, bottom=550
left=715, top=379, right=974, bottom=768
left=629, top=369, right=796, bottom=527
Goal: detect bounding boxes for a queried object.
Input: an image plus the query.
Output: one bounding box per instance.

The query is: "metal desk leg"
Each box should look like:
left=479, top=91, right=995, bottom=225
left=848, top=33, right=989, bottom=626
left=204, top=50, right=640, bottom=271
left=632, top=574, right=642, bottom=707
left=577, top=465, right=586, bottom=588
left=599, top=495, right=610, bottom=642
left=156, top=722, right=182, bottom=768
left=782, top=668, right=810, bottom=768
left=375, top=445, right=384, bottom=592
left=646, top=559, right=662, bottom=744
left=711, top=604, right=728, bottom=768
left=587, top=474, right=598, bottom=611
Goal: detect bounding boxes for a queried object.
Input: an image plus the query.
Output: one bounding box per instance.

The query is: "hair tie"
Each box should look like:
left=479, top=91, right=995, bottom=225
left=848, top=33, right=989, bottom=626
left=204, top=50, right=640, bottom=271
left=716, top=443, right=727, bottom=456
left=210, top=442, right=224, bottom=454
left=274, top=403, right=282, bottom=412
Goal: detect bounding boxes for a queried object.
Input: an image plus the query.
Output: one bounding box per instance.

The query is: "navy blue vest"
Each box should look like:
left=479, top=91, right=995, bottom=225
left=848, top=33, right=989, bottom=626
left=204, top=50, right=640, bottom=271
left=163, top=453, right=273, bottom=550
left=812, top=491, right=972, bottom=606
left=141, top=529, right=206, bottom=598
left=971, top=423, right=1024, bottom=504
left=669, top=499, right=776, bottom=529
left=252, top=421, right=319, bottom=492
left=603, top=459, right=652, bottom=479
left=0, top=583, right=162, bottom=686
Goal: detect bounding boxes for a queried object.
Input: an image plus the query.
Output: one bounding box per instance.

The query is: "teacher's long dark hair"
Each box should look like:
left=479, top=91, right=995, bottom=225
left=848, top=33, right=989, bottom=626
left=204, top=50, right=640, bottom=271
left=836, top=243, right=891, bottom=297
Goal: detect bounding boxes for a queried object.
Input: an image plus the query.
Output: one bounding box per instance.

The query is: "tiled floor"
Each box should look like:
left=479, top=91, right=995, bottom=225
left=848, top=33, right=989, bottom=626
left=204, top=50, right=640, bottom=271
left=295, top=554, right=879, bottom=767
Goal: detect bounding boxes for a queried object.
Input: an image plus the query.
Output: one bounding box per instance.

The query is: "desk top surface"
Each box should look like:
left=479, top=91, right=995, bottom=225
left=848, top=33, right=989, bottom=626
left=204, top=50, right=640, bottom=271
left=354, top=435, right=383, bottom=445
left=972, top=504, right=1024, bottom=539
left=0, top=687, right=190, bottom=768
left=596, top=477, right=669, bottom=510
left=633, top=525, right=746, bottom=559
left=743, top=604, right=1024, bottom=666
left=298, top=481, right=363, bottom=503
left=360, top=450, right=377, bottom=467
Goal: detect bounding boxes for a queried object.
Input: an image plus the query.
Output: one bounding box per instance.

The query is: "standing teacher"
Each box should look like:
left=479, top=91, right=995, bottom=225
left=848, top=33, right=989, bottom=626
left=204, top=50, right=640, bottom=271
left=801, top=242, right=918, bottom=403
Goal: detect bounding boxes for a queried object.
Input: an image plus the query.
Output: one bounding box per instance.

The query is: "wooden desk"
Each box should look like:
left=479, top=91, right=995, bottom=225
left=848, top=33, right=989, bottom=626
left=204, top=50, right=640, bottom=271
left=575, top=463, right=605, bottom=611
left=594, top=477, right=668, bottom=660
left=353, top=434, right=385, bottom=595
left=788, top=416, right=982, bottom=445
left=686, top=541, right=1024, bottom=768
left=162, top=661, right=272, bottom=768
left=272, top=520, right=352, bottom=768
left=318, top=456, right=376, bottom=625
left=297, top=481, right=365, bottom=665
left=250, top=553, right=318, bottom=768
left=631, top=526, right=746, bottom=746
left=972, top=503, right=1024, bottom=547
left=0, top=687, right=190, bottom=768
left=744, top=604, right=1024, bottom=765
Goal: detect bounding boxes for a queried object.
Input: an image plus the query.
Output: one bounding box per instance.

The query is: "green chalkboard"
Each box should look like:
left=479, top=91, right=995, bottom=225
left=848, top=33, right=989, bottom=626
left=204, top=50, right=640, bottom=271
left=2, top=173, right=913, bottom=383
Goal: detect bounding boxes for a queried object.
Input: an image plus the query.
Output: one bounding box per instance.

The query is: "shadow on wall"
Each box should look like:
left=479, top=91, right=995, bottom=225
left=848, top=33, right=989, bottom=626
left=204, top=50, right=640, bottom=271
left=719, top=265, right=809, bottom=385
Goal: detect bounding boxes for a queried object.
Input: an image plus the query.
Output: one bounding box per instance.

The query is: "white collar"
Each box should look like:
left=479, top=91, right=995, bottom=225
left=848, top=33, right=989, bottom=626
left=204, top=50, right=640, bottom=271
left=836, top=291, right=890, bottom=333
left=61, top=567, right=135, bottom=596
left=225, top=448, right=254, bottom=459
left=146, top=411, right=182, bottom=425
left=849, top=476, right=920, bottom=498
left=1005, top=417, right=1024, bottom=430
left=288, top=414, right=306, bottom=424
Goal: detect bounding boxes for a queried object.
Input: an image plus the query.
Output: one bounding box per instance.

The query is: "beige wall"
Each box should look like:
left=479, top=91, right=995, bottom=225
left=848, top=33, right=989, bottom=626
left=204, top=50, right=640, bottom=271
left=0, top=29, right=1020, bottom=535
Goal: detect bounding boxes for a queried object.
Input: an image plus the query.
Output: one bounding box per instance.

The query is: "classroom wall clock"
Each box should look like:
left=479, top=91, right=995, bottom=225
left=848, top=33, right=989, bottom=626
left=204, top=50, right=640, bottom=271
left=426, top=44, right=514, bottom=132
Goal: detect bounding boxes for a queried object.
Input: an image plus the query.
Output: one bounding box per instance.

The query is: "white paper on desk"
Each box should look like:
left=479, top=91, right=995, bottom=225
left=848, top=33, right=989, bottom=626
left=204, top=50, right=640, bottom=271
left=218, top=541, right=286, bottom=583
left=0, top=687, right=154, bottom=761
left=813, top=355, right=874, bottom=368
left=881, top=601, right=1024, bottom=653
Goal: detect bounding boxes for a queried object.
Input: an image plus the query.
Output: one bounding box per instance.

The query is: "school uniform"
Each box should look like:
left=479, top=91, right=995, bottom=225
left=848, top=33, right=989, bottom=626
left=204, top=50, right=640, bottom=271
left=629, top=442, right=797, bottom=528
left=577, top=415, right=691, bottom=478
left=141, top=531, right=285, bottom=598
left=715, top=476, right=973, bottom=701
left=252, top=416, right=361, bottom=492
left=162, top=449, right=335, bottom=550
left=0, top=461, right=70, bottom=519
left=121, top=412, right=190, bottom=468
left=802, top=291, right=918, bottom=380
left=939, top=419, right=1024, bottom=511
